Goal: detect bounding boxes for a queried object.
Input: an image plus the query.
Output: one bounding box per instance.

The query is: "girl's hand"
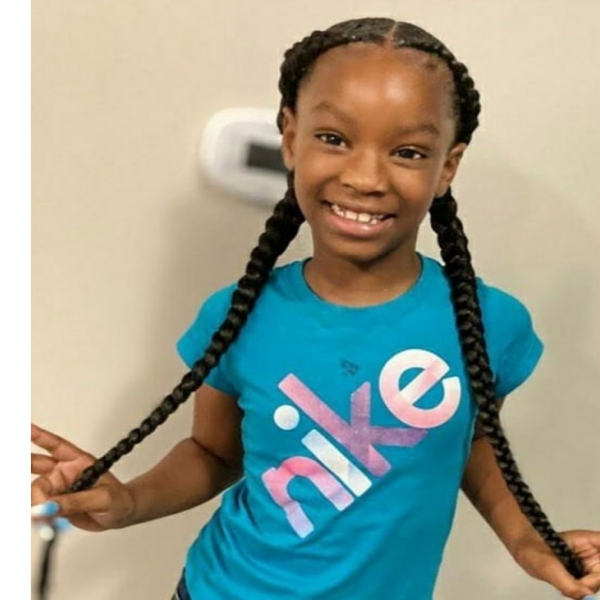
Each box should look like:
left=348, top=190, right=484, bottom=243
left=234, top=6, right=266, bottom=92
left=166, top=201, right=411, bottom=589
left=512, top=529, right=600, bottom=599
left=31, top=424, right=135, bottom=532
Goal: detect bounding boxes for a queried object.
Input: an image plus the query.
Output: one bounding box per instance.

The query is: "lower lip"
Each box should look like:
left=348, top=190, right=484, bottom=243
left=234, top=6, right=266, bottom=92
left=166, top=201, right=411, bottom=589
left=323, top=204, right=394, bottom=239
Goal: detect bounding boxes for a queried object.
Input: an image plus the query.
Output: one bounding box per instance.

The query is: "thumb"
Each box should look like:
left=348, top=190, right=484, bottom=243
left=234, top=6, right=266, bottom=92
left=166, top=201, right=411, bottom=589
left=544, top=564, right=596, bottom=599
left=580, top=571, right=600, bottom=596
left=47, top=488, right=113, bottom=518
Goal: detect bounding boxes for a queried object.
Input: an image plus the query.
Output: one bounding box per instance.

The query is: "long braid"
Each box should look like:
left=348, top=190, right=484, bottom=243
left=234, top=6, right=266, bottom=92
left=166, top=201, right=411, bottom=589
left=277, top=16, right=585, bottom=579
left=69, top=19, right=398, bottom=494
left=71, top=21, right=393, bottom=493
left=70, top=177, right=304, bottom=492
left=430, top=191, right=584, bottom=577
left=395, top=21, right=585, bottom=577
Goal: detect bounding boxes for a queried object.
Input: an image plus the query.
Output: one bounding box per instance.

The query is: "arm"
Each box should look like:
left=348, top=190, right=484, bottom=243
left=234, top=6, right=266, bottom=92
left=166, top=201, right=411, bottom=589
left=461, top=398, right=537, bottom=555
left=124, top=384, right=244, bottom=526
left=461, top=398, right=600, bottom=599
left=31, top=384, right=244, bottom=531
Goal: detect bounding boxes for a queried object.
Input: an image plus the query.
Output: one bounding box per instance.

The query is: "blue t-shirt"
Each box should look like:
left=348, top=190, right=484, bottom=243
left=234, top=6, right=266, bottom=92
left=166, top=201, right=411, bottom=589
left=176, top=255, right=543, bottom=600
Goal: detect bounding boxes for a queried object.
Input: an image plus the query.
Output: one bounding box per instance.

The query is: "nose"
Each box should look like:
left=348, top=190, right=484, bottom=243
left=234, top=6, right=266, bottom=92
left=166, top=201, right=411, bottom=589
left=339, top=148, right=388, bottom=196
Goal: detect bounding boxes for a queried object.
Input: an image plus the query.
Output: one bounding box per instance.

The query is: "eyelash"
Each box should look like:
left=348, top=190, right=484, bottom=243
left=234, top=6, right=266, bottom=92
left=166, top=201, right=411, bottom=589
left=393, top=148, right=427, bottom=161
left=315, top=133, right=427, bottom=161
left=315, top=133, right=345, bottom=147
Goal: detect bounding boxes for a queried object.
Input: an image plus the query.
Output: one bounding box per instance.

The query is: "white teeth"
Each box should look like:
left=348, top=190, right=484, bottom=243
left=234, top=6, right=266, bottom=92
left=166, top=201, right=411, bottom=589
left=331, top=204, right=345, bottom=217
left=329, top=203, right=385, bottom=225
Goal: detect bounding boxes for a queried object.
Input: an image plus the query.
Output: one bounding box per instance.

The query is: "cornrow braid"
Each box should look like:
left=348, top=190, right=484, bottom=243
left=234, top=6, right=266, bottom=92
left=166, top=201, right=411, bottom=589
left=69, top=175, right=304, bottom=493
left=429, top=190, right=584, bottom=577
left=390, top=22, right=481, bottom=145
left=277, top=18, right=396, bottom=133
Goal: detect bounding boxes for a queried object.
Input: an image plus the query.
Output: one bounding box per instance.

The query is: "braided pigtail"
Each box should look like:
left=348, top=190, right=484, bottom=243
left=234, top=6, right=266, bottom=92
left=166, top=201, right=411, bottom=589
left=384, top=20, right=584, bottom=578
left=276, top=18, right=396, bottom=132
left=70, top=17, right=397, bottom=494
left=430, top=190, right=584, bottom=577
left=70, top=177, right=304, bottom=492
left=72, top=18, right=397, bottom=492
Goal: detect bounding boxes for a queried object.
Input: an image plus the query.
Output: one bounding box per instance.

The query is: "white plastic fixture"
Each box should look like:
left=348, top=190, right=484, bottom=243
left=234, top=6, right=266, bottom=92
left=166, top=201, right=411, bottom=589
left=199, top=107, right=288, bottom=206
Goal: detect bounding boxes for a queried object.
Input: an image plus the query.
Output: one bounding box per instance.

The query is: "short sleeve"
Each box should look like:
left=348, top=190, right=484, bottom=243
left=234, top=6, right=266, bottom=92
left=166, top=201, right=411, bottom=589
left=176, top=286, right=238, bottom=397
left=479, top=284, right=544, bottom=398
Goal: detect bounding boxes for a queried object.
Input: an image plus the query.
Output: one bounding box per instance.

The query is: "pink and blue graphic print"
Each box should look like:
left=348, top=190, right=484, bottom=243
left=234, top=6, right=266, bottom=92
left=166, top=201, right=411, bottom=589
left=261, top=349, right=462, bottom=537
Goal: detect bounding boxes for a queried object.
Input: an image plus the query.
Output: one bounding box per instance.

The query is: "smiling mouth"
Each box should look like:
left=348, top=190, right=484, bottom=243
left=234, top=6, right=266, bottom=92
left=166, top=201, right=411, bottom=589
left=324, top=201, right=394, bottom=225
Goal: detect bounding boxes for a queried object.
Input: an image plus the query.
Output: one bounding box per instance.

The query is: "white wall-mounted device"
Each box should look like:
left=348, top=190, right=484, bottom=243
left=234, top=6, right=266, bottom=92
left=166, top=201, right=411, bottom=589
left=199, top=108, right=288, bottom=206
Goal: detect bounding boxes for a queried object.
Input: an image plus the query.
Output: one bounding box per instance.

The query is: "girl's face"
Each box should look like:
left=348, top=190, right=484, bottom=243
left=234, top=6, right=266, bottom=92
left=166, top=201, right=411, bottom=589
left=281, top=43, right=467, bottom=266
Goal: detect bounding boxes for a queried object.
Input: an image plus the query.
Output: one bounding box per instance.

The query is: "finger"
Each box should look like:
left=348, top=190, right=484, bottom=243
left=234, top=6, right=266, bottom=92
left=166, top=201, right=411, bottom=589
left=31, top=453, right=57, bottom=475
left=45, top=487, right=113, bottom=518
left=31, top=500, right=61, bottom=520
left=31, top=476, right=55, bottom=507
left=31, top=423, right=90, bottom=462
left=580, top=571, right=600, bottom=594
left=563, top=529, right=600, bottom=550
left=31, top=453, right=94, bottom=496
left=578, top=544, right=600, bottom=577
left=539, top=561, right=595, bottom=599
left=583, top=557, right=600, bottom=575
left=579, top=530, right=600, bottom=547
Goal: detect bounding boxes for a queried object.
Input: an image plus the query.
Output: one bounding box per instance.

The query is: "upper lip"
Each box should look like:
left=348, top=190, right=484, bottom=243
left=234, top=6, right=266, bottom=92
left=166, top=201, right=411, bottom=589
left=324, top=200, right=395, bottom=217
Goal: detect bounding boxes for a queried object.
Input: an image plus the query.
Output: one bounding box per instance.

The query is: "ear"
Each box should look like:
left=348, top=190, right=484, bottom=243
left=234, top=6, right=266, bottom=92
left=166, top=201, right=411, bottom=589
left=280, top=107, right=298, bottom=171
left=435, top=142, right=467, bottom=197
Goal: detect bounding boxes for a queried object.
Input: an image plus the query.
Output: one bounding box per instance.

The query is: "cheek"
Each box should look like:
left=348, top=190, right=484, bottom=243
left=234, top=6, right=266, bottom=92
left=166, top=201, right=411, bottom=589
left=291, top=168, right=317, bottom=221
left=293, top=156, right=334, bottom=202
left=390, top=169, right=439, bottom=206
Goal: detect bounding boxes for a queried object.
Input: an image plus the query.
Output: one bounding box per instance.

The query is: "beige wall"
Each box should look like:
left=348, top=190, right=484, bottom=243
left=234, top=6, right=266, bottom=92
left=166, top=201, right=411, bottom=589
left=32, top=1, right=599, bottom=599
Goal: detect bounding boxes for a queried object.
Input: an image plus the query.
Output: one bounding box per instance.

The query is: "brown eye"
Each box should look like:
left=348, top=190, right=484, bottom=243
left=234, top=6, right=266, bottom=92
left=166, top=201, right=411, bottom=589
left=394, top=148, right=426, bottom=160
left=316, top=133, right=345, bottom=147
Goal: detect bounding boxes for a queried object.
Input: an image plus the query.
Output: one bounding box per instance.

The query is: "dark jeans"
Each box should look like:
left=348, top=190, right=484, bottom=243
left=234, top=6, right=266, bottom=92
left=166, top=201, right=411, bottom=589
left=170, top=572, right=192, bottom=600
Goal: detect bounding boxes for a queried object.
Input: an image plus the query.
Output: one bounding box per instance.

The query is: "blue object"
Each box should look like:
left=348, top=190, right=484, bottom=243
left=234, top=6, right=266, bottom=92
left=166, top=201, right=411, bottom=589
left=31, top=501, right=60, bottom=518
left=177, top=255, right=543, bottom=600
left=52, top=517, right=72, bottom=532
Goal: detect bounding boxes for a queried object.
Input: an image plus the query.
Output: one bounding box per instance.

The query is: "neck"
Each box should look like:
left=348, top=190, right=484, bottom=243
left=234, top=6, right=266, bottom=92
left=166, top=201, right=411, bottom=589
left=304, top=249, right=422, bottom=307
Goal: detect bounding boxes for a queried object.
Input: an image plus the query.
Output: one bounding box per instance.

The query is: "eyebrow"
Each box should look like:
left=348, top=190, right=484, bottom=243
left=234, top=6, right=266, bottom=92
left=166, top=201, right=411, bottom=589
left=310, top=101, right=441, bottom=137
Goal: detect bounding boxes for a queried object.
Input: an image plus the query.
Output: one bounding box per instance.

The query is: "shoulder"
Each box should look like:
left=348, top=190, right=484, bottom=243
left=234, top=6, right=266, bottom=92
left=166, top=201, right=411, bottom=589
left=475, top=277, right=535, bottom=335
left=422, top=255, right=533, bottom=323
left=475, top=276, right=544, bottom=397
left=176, top=263, right=289, bottom=371
left=423, top=256, right=543, bottom=396
left=199, top=283, right=236, bottom=322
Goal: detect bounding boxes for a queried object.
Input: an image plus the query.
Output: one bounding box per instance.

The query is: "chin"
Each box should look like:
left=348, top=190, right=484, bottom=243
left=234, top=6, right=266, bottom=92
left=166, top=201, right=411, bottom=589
left=320, top=239, right=405, bottom=267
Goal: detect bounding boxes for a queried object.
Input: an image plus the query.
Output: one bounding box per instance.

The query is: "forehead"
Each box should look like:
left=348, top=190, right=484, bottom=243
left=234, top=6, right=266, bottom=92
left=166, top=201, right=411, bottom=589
left=296, top=44, right=454, bottom=126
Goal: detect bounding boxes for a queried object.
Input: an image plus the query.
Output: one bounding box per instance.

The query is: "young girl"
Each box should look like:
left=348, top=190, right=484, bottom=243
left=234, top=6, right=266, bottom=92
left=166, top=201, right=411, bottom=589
left=31, top=17, right=600, bottom=600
